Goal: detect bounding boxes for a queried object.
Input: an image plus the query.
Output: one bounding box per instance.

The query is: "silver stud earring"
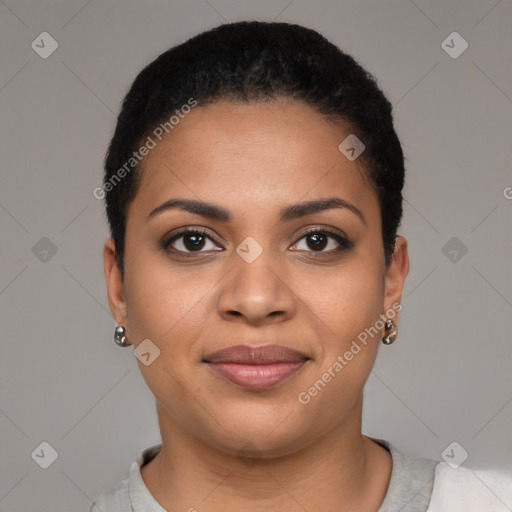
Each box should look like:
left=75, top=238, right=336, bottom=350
left=382, top=319, right=398, bottom=345
left=114, top=325, right=129, bottom=347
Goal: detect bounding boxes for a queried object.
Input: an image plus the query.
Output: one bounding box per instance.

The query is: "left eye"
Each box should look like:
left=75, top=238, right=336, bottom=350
left=291, top=229, right=352, bottom=253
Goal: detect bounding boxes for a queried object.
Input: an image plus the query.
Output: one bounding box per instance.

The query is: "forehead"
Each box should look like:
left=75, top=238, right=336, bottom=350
left=131, top=99, right=378, bottom=224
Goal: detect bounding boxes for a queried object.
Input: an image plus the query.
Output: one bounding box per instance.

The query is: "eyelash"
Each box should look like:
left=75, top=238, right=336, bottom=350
left=160, top=227, right=353, bottom=258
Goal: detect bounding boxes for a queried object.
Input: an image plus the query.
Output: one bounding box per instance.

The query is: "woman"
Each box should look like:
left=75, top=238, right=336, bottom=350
left=92, top=20, right=511, bottom=512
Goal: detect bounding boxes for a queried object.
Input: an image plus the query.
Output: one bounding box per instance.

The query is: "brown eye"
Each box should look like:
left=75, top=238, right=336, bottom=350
left=291, top=229, right=353, bottom=254
left=305, top=232, right=329, bottom=251
left=162, top=229, right=223, bottom=254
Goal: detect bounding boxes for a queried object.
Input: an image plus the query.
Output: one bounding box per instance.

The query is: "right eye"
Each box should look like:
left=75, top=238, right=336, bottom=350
left=161, top=228, right=224, bottom=255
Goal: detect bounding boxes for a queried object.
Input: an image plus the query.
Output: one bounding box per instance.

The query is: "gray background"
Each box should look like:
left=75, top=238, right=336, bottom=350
left=1, top=0, right=511, bottom=510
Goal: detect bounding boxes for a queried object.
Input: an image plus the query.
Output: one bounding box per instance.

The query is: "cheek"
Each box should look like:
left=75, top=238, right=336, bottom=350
left=123, top=247, right=219, bottom=351
left=123, top=258, right=211, bottom=413
left=294, top=269, right=384, bottom=421
left=296, top=259, right=385, bottom=343
left=294, top=257, right=384, bottom=398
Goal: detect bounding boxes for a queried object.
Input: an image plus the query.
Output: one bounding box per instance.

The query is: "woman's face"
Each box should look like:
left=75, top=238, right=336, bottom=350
left=104, top=98, right=409, bottom=457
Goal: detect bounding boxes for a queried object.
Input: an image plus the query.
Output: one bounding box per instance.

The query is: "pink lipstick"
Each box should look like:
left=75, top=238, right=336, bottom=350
left=203, top=344, right=309, bottom=391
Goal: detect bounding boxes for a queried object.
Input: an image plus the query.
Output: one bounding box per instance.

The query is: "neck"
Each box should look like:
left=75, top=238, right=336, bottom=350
left=141, top=396, right=392, bottom=512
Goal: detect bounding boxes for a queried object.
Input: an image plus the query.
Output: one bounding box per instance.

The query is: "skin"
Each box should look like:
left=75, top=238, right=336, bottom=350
left=104, top=98, right=409, bottom=511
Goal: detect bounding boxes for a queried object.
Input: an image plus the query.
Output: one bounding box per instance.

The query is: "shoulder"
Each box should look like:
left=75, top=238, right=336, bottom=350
left=90, top=475, right=131, bottom=512
left=369, top=437, right=438, bottom=511
left=428, top=462, right=512, bottom=512
left=90, top=444, right=164, bottom=512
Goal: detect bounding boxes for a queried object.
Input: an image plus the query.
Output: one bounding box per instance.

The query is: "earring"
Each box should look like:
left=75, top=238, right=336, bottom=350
left=381, top=319, right=398, bottom=345
left=114, top=325, right=129, bottom=347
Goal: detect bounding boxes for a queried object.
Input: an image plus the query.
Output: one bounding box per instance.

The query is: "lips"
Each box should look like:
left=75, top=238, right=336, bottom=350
left=204, top=344, right=308, bottom=364
left=203, top=344, right=310, bottom=390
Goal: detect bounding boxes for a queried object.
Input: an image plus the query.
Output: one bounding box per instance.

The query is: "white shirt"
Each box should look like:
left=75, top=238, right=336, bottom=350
left=90, top=437, right=512, bottom=511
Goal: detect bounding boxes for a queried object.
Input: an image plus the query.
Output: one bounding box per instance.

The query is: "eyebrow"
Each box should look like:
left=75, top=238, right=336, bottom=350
left=147, top=197, right=366, bottom=225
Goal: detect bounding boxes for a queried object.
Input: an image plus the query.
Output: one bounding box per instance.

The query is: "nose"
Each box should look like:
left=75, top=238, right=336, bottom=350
left=217, top=251, right=296, bottom=326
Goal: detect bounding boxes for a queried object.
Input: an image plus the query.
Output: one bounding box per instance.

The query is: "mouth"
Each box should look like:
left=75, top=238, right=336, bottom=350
left=202, top=344, right=310, bottom=391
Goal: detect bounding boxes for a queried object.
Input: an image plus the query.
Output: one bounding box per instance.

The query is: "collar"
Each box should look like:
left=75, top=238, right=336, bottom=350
left=128, top=443, right=165, bottom=511
left=127, top=437, right=437, bottom=512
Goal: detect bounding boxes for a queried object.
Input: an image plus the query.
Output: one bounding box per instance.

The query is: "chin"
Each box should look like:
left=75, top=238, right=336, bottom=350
left=197, top=404, right=313, bottom=458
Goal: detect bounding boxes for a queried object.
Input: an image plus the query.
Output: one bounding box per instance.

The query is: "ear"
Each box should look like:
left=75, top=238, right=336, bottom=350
left=103, top=238, right=128, bottom=325
left=383, top=236, right=410, bottom=319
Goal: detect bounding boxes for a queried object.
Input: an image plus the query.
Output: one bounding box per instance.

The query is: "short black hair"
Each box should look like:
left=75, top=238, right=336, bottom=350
left=103, top=21, right=405, bottom=275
